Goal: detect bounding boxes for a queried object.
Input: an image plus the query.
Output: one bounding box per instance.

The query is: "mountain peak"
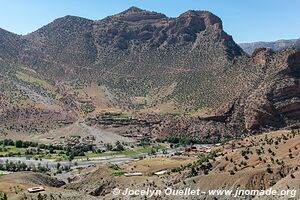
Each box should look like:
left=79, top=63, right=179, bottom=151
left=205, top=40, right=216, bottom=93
left=28, top=15, right=93, bottom=36
left=179, top=10, right=223, bottom=30
left=110, top=7, right=166, bottom=22
left=54, top=15, right=93, bottom=24
left=123, top=6, right=144, bottom=13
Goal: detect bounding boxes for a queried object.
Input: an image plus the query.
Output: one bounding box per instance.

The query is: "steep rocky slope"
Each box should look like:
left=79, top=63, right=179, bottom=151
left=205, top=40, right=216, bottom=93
left=18, top=7, right=251, bottom=112
left=206, top=48, right=300, bottom=133
left=244, top=49, right=300, bottom=131
left=0, top=32, right=77, bottom=134
left=0, top=28, right=24, bottom=61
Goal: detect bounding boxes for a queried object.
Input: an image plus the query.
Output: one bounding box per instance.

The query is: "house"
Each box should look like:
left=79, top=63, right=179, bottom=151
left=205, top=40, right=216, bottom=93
left=198, top=146, right=212, bottom=153
left=154, top=170, right=168, bottom=176
left=214, top=143, right=222, bottom=147
left=124, top=172, right=143, bottom=177
left=27, top=186, right=45, bottom=193
left=185, top=146, right=198, bottom=152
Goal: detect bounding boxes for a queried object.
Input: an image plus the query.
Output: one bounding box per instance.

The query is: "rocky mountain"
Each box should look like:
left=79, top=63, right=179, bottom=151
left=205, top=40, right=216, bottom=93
left=13, top=7, right=250, bottom=113
left=1, top=8, right=300, bottom=200
left=239, top=39, right=298, bottom=55
left=0, top=7, right=300, bottom=137
left=205, top=48, right=300, bottom=133
left=294, top=38, right=300, bottom=49
left=0, top=28, right=23, bottom=61
left=0, top=28, right=77, bottom=134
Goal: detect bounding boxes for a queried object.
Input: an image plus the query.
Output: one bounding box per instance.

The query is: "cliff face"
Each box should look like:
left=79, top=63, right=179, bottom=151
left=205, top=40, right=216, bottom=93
left=244, top=50, right=300, bottom=130
left=197, top=48, right=300, bottom=133
left=205, top=49, right=300, bottom=132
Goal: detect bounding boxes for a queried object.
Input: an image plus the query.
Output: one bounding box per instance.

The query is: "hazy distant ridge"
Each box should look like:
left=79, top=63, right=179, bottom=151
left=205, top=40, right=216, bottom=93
left=239, top=39, right=298, bottom=54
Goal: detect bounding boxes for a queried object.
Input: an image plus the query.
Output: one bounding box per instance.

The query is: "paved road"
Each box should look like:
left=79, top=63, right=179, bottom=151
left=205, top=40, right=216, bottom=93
left=0, top=156, right=135, bottom=169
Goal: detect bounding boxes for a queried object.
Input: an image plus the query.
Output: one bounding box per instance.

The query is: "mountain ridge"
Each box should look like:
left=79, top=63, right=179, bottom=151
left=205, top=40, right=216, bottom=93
left=10, top=8, right=247, bottom=113
left=239, top=38, right=298, bottom=54
left=0, top=7, right=300, bottom=137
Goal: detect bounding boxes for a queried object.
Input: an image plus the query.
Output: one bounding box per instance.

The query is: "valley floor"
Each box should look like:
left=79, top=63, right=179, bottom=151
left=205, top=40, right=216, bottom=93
left=0, top=129, right=300, bottom=200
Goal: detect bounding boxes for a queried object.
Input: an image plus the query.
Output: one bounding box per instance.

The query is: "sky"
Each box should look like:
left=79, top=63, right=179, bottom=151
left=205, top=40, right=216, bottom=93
left=0, top=0, right=299, bottom=43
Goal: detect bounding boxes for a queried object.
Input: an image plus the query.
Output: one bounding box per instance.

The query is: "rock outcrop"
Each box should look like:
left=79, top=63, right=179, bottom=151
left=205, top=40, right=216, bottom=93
left=225, top=49, right=300, bottom=132
left=201, top=48, right=300, bottom=133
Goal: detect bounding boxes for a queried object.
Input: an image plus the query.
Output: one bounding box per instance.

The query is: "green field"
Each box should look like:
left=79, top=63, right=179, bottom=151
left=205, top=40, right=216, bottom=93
left=16, top=71, right=52, bottom=89
left=0, top=145, right=166, bottom=161
left=0, top=146, right=28, bottom=156
left=0, top=146, right=68, bottom=160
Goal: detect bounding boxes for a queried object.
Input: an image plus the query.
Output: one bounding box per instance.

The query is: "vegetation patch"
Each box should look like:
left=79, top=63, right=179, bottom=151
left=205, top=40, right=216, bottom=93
left=16, top=71, right=52, bottom=90
left=112, top=171, right=125, bottom=177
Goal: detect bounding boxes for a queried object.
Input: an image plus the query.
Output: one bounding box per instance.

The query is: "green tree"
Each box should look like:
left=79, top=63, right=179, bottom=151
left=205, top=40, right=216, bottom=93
left=115, top=141, right=124, bottom=151
left=15, top=140, right=23, bottom=148
left=104, top=143, right=113, bottom=151
left=0, top=192, right=7, bottom=200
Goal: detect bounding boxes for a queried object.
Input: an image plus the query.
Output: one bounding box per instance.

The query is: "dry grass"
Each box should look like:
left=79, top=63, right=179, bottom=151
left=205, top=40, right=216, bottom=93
left=121, top=156, right=197, bottom=173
